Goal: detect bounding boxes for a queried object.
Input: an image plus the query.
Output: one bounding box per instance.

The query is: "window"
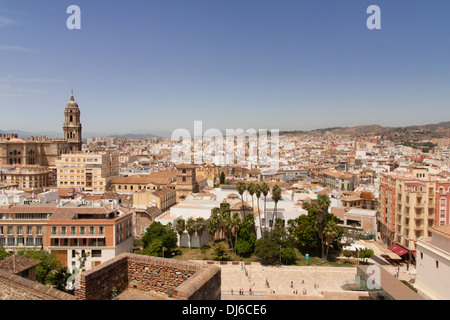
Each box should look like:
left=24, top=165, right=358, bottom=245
left=89, top=227, right=95, bottom=235
left=80, top=227, right=85, bottom=235
left=92, top=250, right=102, bottom=258
left=0, top=226, right=3, bottom=235
left=61, top=227, right=66, bottom=235
left=98, top=226, right=104, bottom=235
left=51, top=227, right=57, bottom=235
left=27, top=226, right=33, bottom=235
left=37, top=226, right=42, bottom=235
left=71, top=226, right=76, bottom=235
left=26, top=238, right=34, bottom=246
left=17, top=238, right=24, bottom=247
left=7, top=226, right=13, bottom=235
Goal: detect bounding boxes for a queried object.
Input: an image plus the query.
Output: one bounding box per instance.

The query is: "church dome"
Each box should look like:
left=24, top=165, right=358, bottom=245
left=66, top=93, right=79, bottom=109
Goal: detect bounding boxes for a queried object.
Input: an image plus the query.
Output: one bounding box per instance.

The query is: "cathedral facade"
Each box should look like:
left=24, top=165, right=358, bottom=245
left=0, top=93, right=83, bottom=167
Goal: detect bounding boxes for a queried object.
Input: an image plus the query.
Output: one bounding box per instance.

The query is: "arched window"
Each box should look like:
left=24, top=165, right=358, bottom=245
left=441, top=198, right=446, bottom=208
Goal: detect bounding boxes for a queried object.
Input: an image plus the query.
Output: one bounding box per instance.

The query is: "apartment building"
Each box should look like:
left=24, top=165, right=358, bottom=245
left=415, top=225, right=450, bottom=300
left=132, top=187, right=177, bottom=212
left=55, top=151, right=119, bottom=193
left=379, top=167, right=450, bottom=253
left=0, top=203, right=133, bottom=270
left=111, top=170, right=177, bottom=193
left=0, top=165, right=50, bottom=190
left=319, top=171, right=355, bottom=191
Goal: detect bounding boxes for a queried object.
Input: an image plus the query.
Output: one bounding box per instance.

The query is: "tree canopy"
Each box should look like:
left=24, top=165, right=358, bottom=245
left=140, top=222, right=178, bottom=257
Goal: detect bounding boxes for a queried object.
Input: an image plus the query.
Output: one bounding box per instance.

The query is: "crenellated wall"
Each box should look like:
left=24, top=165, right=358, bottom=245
left=75, top=253, right=221, bottom=300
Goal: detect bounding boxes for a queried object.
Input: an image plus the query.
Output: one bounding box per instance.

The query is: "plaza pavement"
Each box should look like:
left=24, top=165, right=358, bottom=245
left=192, top=261, right=359, bottom=300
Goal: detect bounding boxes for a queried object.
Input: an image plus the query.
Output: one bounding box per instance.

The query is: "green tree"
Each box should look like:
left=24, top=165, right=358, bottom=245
left=260, top=183, right=270, bottom=232
left=289, top=214, right=321, bottom=254
left=186, top=217, right=197, bottom=247
left=255, top=221, right=297, bottom=265
left=236, top=181, right=247, bottom=219
left=140, top=222, right=177, bottom=257
left=302, top=195, right=331, bottom=261
left=231, top=212, right=241, bottom=254
left=176, top=219, right=186, bottom=240
left=195, top=217, right=206, bottom=239
left=17, top=249, right=70, bottom=289
left=324, top=219, right=343, bottom=259
left=219, top=171, right=226, bottom=184
left=212, top=242, right=229, bottom=261
left=358, top=248, right=374, bottom=263
left=208, top=208, right=220, bottom=240
left=0, top=246, right=12, bottom=261
left=235, top=215, right=256, bottom=256
left=254, top=184, right=263, bottom=237
left=271, top=185, right=282, bottom=231
left=248, top=182, right=256, bottom=214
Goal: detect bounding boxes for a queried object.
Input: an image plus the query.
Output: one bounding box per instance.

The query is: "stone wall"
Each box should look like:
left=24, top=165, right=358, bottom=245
left=75, top=254, right=128, bottom=300
left=0, top=269, right=77, bottom=300
left=127, top=255, right=197, bottom=294
left=75, top=253, right=221, bottom=300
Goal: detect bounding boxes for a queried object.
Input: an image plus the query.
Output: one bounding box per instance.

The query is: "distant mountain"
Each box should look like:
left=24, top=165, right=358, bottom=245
left=0, top=129, right=169, bottom=140
left=108, top=133, right=160, bottom=139
left=0, top=129, right=61, bottom=139
left=280, top=121, right=450, bottom=141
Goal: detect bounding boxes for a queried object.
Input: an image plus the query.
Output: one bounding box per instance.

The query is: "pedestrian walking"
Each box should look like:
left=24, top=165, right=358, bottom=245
left=301, top=277, right=304, bottom=284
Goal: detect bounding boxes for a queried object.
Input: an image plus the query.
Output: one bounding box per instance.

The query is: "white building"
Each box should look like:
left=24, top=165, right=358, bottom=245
left=415, top=225, right=450, bottom=300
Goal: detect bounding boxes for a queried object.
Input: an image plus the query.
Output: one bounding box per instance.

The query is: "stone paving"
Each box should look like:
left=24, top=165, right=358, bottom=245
left=192, top=261, right=358, bottom=299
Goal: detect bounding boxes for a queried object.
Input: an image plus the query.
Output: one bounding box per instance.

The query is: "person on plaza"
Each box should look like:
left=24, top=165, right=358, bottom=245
left=231, top=288, right=233, bottom=295
left=301, top=277, right=304, bottom=284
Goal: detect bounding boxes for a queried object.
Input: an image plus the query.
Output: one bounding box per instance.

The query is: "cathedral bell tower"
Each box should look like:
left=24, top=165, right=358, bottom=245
left=63, top=91, right=82, bottom=151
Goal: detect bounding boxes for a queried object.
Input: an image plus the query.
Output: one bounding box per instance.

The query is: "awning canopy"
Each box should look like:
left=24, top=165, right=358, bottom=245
left=388, top=244, right=409, bottom=256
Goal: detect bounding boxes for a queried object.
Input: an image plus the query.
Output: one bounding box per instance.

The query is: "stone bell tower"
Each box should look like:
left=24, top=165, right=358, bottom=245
left=62, top=91, right=82, bottom=151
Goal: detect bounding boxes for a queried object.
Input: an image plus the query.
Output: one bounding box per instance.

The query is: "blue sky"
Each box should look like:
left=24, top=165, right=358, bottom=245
left=0, top=0, right=449, bottom=136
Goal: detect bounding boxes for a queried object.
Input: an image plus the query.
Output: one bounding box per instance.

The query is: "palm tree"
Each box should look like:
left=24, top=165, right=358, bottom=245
left=303, top=194, right=331, bottom=261
left=176, top=219, right=186, bottom=246
left=208, top=209, right=220, bottom=240
left=261, top=183, right=270, bottom=232
left=248, top=182, right=256, bottom=211
left=231, top=212, right=241, bottom=255
left=254, top=184, right=263, bottom=238
left=236, top=181, right=247, bottom=219
left=324, top=219, right=340, bottom=260
left=271, top=185, right=282, bottom=231
left=195, top=217, right=206, bottom=247
left=186, top=217, right=196, bottom=248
